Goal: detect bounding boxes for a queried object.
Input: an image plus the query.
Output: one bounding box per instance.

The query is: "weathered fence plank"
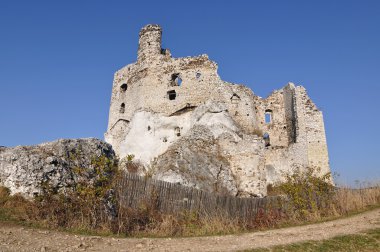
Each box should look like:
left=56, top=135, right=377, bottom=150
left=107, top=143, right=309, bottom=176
left=117, top=173, right=285, bottom=220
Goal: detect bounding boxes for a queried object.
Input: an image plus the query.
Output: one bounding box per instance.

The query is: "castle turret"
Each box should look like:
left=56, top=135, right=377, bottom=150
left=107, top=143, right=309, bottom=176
left=137, top=24, right=162, bottom=62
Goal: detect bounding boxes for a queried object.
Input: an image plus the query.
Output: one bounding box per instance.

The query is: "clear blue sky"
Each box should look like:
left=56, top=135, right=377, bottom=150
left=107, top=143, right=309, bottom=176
left=0, top=1, right=379, bottom=185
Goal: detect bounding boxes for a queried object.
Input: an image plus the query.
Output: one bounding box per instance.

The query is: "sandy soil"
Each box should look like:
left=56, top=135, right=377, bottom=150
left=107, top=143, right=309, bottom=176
left=0, top=208, right=379, bottom=252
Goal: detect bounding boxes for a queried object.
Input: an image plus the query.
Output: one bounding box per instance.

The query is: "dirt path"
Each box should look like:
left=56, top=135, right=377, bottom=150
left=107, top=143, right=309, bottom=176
left=1, top=208, right=379, bottom=252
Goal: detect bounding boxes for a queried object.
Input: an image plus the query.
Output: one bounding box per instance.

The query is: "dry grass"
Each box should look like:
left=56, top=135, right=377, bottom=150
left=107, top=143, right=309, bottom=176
left=0, top=185, right=285, bottom=237
left=333, top=187, right=380, bottom=214
left=0, top=166, right=379, bottom=237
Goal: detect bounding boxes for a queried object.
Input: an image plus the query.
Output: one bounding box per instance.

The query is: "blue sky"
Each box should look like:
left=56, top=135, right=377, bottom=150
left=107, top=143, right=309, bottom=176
left=0, top=1, right=379, bottom=185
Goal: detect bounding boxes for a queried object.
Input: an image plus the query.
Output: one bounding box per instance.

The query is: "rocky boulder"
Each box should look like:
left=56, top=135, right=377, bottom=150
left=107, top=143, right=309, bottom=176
left=0, top=138, right=116, bottom=198
left=151, top=125, right=238, bottom=196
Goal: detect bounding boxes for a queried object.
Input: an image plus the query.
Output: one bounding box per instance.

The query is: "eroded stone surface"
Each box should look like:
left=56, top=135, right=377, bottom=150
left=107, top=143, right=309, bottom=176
left=0, top=138, right=116, bottom=197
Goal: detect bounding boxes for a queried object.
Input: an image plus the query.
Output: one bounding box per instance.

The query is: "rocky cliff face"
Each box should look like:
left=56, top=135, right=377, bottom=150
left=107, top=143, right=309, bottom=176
left=0, top=138, right=116, bottom=198
left=118, top=102, right=267, bottom=197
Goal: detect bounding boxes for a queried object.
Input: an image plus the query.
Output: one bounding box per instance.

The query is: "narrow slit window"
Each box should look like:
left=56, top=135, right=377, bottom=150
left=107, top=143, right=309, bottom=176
left=263, top=133, right=270, bottom=147
left=174, top=127, right=181, bottom=136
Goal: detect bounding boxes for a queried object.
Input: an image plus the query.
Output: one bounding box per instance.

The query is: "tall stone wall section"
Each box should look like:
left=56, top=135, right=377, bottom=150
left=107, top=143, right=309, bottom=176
left=297, top=87, right=330, bottom=175
left=262, top=84, right=330, bottom=184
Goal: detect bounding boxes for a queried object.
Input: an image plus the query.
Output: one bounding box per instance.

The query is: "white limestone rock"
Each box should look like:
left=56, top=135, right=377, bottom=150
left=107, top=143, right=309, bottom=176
left=117, top=101, right=266, bottom=196
left=0, top=138, right=116, bottom=198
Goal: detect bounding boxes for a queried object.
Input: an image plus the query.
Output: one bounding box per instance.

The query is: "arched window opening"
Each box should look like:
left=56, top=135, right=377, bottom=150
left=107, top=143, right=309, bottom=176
left=120, top=103, right=125, bottom=114
left=196, top=72, right=201, bottom=79
left=167, top=90, right=177, bottom=100
left=120, top=83, right=128, bottom=92
left=230, top=93, right=241, bottom=104
left=171, top=73, right=182, bottom=86
left=265, top=109, right=273, bottom=124
left=263, top=132, right=270, bottom=147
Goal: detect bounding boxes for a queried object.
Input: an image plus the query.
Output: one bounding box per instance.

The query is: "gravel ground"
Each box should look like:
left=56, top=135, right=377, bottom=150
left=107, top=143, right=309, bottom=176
left=0, top=208, right=379, bottom=252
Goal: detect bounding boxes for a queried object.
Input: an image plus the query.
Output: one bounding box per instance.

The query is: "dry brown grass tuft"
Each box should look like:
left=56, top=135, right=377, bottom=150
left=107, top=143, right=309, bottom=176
left=333, top=187, right=380, bottom=214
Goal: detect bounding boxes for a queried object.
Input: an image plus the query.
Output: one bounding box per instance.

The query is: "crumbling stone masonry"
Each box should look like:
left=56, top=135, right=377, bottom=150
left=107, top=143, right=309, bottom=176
left=105, top=24, right=330, bottom=197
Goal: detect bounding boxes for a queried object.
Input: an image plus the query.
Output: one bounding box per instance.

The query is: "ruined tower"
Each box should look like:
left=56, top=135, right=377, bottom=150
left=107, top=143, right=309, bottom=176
left=137, top=24, right=163, bottom=63
left=105, top=24, right=331, bottom=197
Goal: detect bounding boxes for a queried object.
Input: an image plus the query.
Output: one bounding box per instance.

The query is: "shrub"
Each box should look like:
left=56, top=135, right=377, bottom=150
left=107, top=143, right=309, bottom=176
left=0, top=187, right=10, bottom=203
left=271, top=167, right=380, bottom=220
left=32, top=154, right=120, bottom=230
left=119, top=154, right=145, bottom=174
left=275, top=167, right=335, bottom=218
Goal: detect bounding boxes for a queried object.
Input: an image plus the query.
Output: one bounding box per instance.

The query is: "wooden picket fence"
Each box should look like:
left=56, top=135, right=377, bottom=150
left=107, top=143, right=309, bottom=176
left=115, top=173, right=286, bottom=220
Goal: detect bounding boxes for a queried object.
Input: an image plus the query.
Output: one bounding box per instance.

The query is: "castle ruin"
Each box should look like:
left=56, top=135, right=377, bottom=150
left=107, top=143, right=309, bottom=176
left=105, top=24, right=330, bottom=197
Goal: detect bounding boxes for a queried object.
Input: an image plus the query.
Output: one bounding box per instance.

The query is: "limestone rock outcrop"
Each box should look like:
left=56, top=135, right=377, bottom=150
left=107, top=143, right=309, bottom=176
left=0, top=138, right=116, bottom=198
left=148, top=102, right=266, bottom=197
left=115, top=101, right=266, bottom=196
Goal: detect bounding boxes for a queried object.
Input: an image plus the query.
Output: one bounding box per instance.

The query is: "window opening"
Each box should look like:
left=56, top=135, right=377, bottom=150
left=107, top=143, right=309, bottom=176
left=167, top=90, right=177, bottom=100
left=263, top=133, right=270, bottom=147
left=120, top=83, right=128, bottom=92
left=171, top=73, right=182, bottom=86
left=265, top=109, right=273, bottom=124
left=120, top=103, right=125, bottom=114
left=230, top=93, right=241, bottom=104
left=174, top=127, right=181, bottom=136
